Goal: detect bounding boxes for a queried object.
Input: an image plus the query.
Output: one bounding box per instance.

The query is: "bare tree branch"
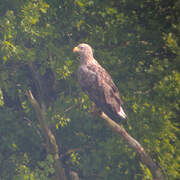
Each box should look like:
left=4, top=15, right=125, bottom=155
left=99, top=112, right=166, bottom=180
left=69, top=171, right=80, bottom=180
left=26, top=90, right=67, bottom=180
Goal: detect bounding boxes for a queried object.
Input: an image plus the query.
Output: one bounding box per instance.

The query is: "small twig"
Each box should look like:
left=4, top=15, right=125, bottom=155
left=64, top=105, right=74, bottom=112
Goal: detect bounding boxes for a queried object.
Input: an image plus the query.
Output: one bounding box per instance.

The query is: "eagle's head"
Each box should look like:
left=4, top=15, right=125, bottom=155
left=73, top=43, right=93, bottom=60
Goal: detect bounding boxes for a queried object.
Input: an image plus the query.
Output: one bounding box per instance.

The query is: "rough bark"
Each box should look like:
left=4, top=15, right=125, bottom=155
left=100, top=112, right=166, bottom=180
left=26, top=90, right=67, bottom=180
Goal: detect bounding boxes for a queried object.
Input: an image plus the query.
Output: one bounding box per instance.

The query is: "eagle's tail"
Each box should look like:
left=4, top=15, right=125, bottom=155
left=117, top=106, right=127, bottom=119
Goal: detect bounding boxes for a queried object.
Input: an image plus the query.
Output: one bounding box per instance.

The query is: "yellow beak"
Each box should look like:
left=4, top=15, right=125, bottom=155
left=73, top=46, right=79, bottom=53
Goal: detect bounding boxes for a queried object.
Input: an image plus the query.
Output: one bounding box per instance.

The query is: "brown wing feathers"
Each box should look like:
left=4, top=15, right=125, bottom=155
left=73, top=43, right=127, bottom=120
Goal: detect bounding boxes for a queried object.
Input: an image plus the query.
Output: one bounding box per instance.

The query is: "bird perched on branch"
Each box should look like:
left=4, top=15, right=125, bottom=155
left=73, top=43, right=127, bottom=121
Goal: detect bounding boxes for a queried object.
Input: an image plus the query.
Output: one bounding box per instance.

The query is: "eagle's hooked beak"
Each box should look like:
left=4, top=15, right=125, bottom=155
left=73, top=46, right=79, bottom=53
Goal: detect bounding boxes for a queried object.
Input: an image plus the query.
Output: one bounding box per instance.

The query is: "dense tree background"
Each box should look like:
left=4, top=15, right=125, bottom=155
left=0, top=0, right=179, bottom=179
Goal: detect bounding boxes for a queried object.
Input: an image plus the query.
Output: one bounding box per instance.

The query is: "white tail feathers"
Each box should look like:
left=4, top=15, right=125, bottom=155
left=117, top=106, right=127, bottom=119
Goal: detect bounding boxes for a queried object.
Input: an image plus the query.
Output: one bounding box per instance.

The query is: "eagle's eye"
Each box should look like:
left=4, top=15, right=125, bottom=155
left=79, top=46, right=84, bottom=50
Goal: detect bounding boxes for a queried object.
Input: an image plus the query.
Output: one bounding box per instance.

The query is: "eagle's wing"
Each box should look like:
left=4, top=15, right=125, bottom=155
left=87, top=61, right=123, bottom=105
left=78, top=61, right=126, bottom=119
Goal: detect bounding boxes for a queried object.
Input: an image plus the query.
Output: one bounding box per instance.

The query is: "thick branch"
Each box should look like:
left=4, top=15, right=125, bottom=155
left=100, top=112, right=165, bottom=180
left=26, top=90, right=67, bottom=180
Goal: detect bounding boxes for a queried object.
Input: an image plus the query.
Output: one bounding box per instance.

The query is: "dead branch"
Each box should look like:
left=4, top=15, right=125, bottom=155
left=100, top=112, right=166, bottom=180
left=26, top=90, right=67, bottom=180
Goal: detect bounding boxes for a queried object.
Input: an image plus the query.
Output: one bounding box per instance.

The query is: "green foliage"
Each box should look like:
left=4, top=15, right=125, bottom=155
left=0, top=0, right=179, bottom=179
left=13, top=154, right=54, bottom=180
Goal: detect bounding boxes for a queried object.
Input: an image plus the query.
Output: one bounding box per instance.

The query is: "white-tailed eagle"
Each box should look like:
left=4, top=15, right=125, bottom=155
left=73, top=43, right=127, bottom=120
